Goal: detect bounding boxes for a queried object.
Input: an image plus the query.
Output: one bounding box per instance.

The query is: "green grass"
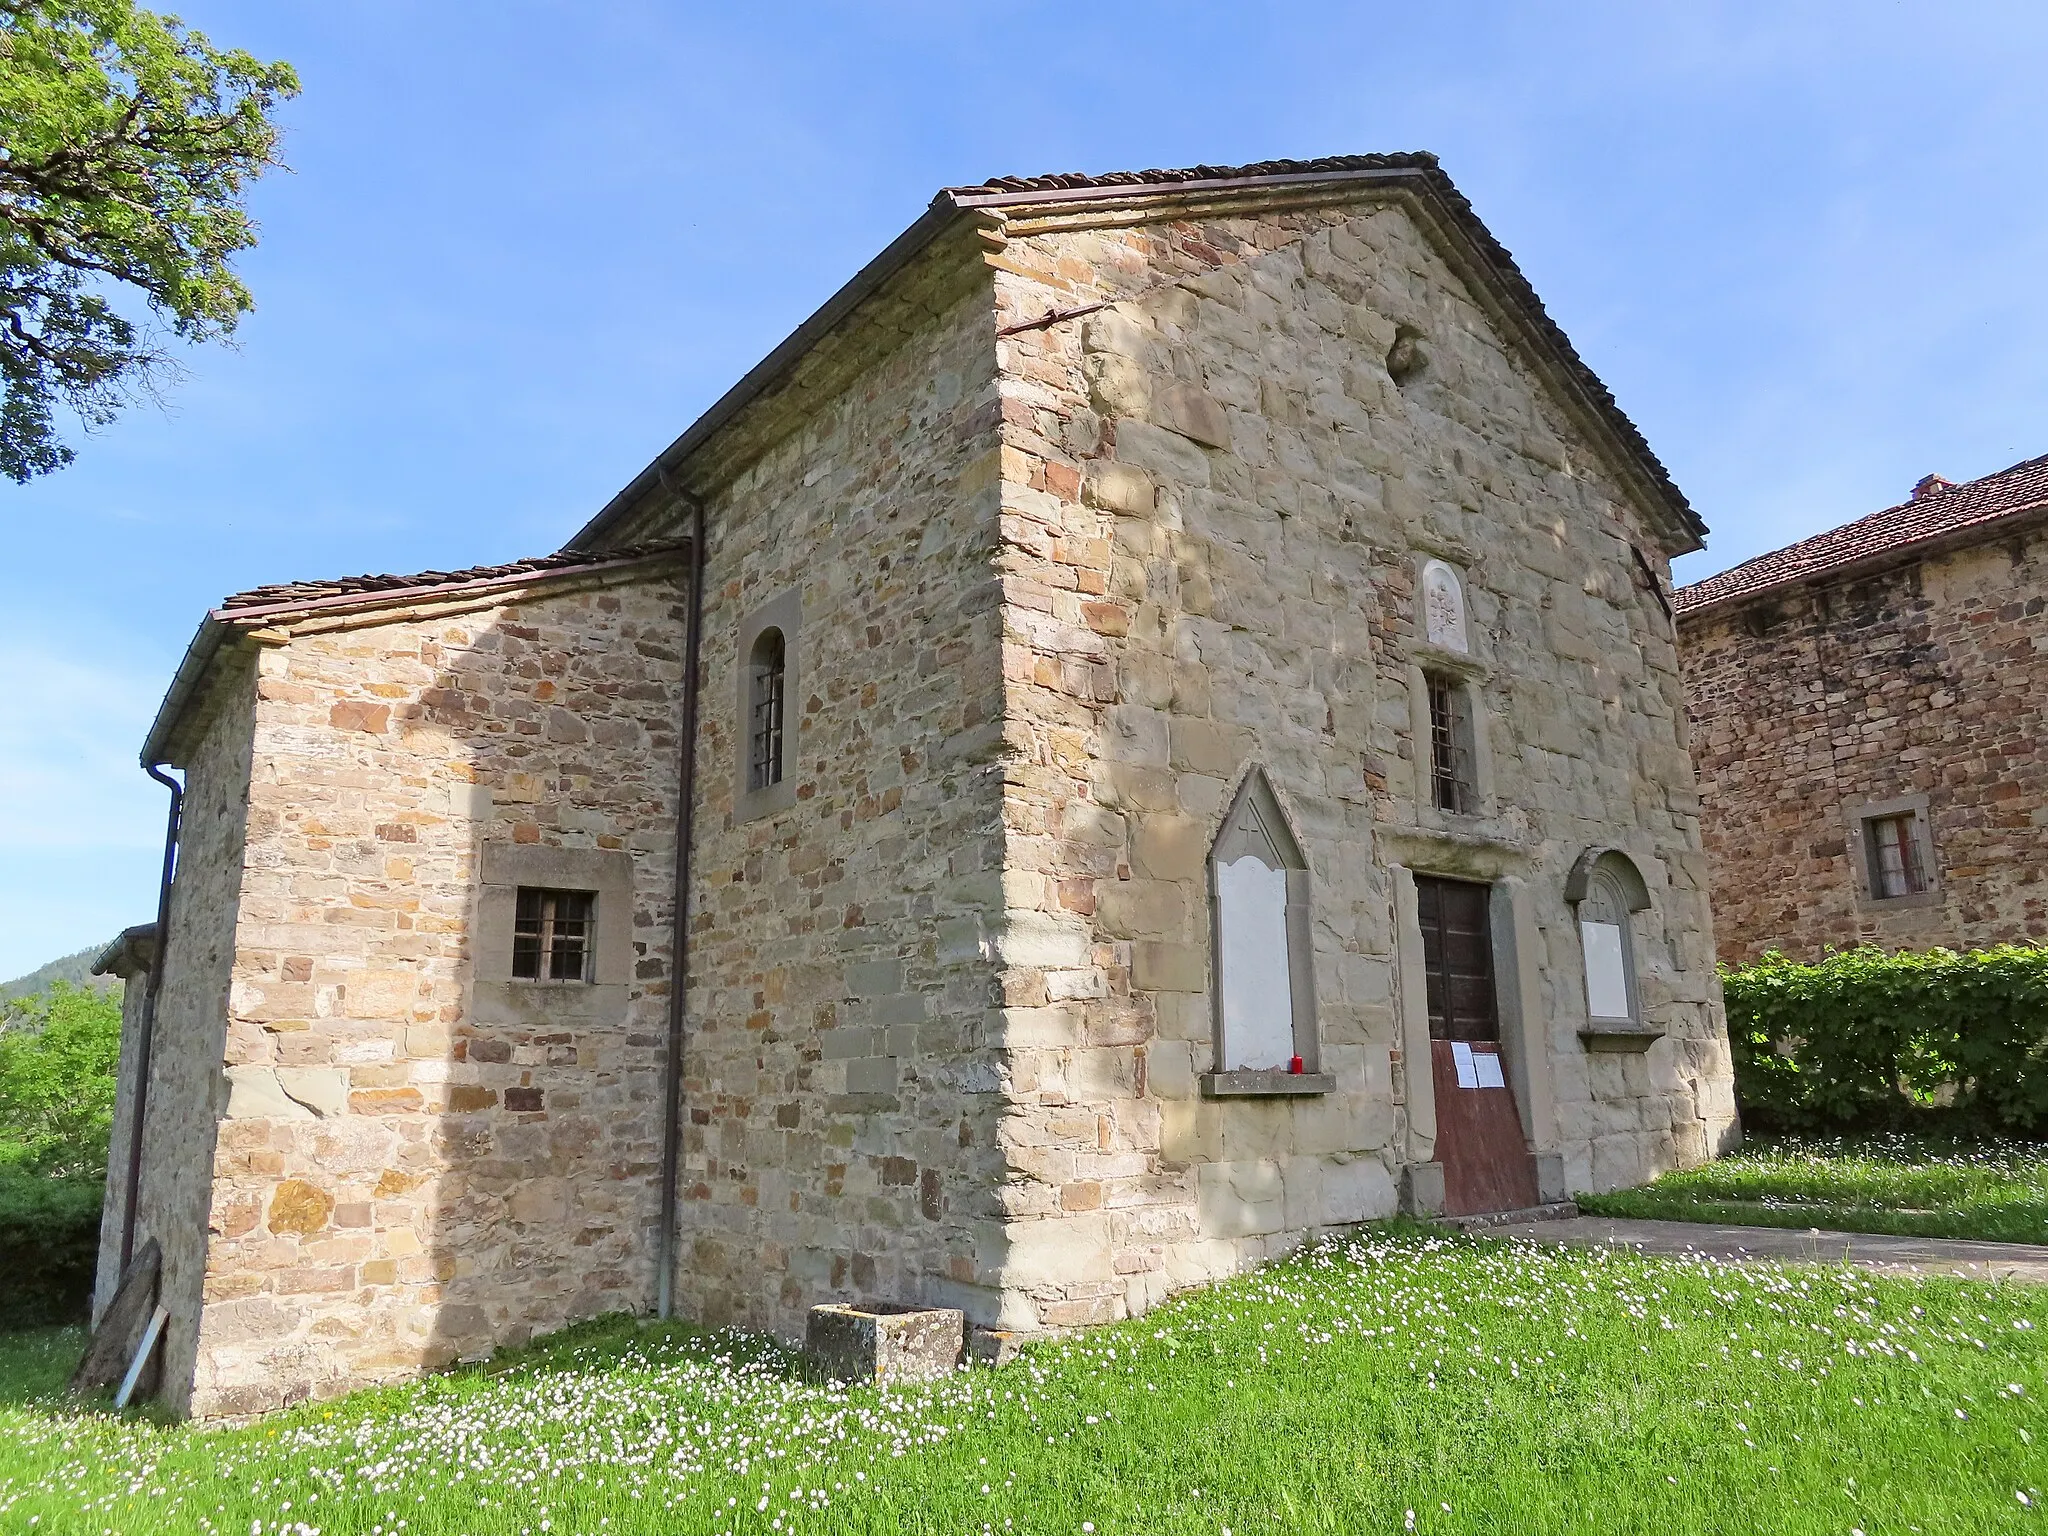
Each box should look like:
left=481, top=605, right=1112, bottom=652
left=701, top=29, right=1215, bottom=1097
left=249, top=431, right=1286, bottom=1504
left=2, top=1227, right=2044, bottom=1534
left=1578, top=1135, right=2048, bottom=1245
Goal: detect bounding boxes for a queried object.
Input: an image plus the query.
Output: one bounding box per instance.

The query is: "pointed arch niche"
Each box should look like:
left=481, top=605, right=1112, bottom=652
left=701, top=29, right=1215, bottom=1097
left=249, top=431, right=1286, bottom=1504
left=1200, top=768, right=1331, bottom=1097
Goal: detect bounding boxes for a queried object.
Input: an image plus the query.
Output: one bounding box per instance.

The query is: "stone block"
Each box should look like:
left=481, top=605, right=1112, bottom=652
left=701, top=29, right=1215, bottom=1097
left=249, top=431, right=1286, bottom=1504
left=1152, top=383, right=1232, bottom=450
left=805, top=1303, right=965, bottom=1384
left=1084, top=462, right=1156, bottom=516
left=275, top=1068, right=349, bottom=1119
left=224, top=1066, right=314, bottom=1122
left=1398, top=1161, right=1445, bottom=1217
left=845, top=1057, right=899, bottom=1095
left=1114, top=420, right=1211, bottom=487
left=1196, top=1159, right=1284, bottom=1239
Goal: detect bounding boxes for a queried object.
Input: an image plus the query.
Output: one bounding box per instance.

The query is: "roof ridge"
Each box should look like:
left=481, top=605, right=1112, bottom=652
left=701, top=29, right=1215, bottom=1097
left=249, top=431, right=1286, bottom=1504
left=569, top=150, right=1704, bottom=553
left=943, top=152, right=1440, bottom=198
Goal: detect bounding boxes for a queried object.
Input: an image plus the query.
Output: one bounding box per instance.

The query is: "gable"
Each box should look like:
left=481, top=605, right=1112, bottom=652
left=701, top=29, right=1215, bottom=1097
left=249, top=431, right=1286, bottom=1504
left=568, top=155, right=1701, bottom=559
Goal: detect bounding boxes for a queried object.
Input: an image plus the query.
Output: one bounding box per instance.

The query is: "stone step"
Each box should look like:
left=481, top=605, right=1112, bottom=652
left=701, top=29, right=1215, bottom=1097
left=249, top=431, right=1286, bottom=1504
left=1434, top=1200, right=1580, bottom=1233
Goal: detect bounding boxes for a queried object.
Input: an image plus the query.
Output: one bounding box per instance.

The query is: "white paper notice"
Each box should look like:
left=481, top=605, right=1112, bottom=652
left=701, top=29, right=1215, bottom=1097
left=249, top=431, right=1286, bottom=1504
left=1451, top=1041, right=1478, bottom=1088
left=1473, top=1049, right=1506, bottom=1090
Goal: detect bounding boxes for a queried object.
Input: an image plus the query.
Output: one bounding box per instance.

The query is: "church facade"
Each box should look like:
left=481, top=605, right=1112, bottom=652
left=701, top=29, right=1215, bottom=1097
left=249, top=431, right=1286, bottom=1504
left=102, top=154, right=1737, bottom=1418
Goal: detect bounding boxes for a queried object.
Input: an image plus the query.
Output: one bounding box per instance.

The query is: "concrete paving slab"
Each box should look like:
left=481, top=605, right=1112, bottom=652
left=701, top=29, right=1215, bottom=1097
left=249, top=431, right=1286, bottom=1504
left=1485, top=1215, right=2048, bottom=1285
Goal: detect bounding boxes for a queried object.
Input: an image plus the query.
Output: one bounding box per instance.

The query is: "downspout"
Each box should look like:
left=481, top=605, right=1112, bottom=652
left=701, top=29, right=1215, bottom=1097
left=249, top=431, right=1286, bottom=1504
left=120, top=763, right=184, bottom=1273
left=656, top=493, right=707, bottom=1319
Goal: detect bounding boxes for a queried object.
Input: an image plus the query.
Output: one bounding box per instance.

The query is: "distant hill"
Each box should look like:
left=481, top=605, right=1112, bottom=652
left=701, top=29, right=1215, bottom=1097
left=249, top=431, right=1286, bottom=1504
left=0, top=944, right=123, bottom=1004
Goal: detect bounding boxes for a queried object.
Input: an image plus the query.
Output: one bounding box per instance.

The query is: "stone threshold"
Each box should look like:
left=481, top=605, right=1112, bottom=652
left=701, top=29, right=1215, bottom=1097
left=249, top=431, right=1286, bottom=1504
left=1433, top=1200, right=1580, bottom=1233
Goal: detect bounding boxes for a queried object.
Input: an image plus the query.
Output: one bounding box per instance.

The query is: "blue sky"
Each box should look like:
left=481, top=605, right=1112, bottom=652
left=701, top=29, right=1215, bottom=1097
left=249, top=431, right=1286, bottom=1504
left=4, top=0, right=2046, bottom=979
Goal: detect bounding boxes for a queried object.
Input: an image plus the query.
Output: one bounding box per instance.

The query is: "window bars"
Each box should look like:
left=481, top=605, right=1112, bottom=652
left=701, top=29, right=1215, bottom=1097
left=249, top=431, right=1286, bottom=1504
left=748, top=628, right=786, bottom=792
left=512, top=887, right=595, bottom=981
left=1427, top=673, right=1474, bottom=814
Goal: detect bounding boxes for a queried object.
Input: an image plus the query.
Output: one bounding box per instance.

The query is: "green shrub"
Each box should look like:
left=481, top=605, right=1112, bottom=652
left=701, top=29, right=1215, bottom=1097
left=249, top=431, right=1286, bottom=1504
left=1723, top=945, right=2048, bottom=1136
left=0, top=980, right=122, bottom=1177
left=0, top=980, right=122, bottom=1325
left=0, top=1167, right=102, bottom=1329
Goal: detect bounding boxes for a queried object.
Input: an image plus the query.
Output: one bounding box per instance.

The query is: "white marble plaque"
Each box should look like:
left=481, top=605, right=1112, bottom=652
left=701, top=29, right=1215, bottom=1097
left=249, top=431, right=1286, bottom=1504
left=1217, top=856, right=1294, bottom=1070
left=1421, top=560, right=1469, bottom=653
left=1582, top=919, right=1631, bottom=1020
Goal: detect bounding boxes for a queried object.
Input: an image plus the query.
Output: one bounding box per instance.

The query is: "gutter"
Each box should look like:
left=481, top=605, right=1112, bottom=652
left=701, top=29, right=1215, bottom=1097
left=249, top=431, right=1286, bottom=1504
left=119, top=764, right=183, bottom=1274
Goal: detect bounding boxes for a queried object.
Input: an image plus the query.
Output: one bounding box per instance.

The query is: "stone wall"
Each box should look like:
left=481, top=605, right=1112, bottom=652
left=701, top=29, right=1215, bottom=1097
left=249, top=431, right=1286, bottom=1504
left=93, top=957, right=149, bottom=1324
left=981, top=192, right=1735, bottom=1327
left=136, top=658, right=257, bottom=1409
left=622, top=251, right=1016, bottom=1339
left=1679, top=525, right=2048, bottom=962
left=175, top=566, right=687, bottom=1418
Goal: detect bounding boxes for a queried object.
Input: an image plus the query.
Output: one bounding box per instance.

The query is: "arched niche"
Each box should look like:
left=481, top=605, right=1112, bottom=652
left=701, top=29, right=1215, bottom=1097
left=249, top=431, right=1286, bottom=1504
left=1565, top=849, right=1656, bottom=1044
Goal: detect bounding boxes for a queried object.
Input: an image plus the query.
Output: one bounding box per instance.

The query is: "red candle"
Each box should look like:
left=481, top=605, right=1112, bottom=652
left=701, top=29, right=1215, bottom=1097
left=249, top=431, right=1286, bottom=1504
left=1288, top=1055, right=1304, bottom=1075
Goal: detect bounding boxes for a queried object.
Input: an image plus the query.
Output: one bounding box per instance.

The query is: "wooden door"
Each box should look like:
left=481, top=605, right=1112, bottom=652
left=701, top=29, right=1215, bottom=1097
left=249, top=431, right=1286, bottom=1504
left=1415, top=876, right=1538, bottom=1216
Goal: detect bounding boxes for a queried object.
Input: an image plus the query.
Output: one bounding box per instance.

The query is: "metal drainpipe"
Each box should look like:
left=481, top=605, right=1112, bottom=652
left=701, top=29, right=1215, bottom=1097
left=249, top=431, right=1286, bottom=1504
left=120, top=763, right=184, bottom=1274
left=656, top=493, right=707, bottom=1319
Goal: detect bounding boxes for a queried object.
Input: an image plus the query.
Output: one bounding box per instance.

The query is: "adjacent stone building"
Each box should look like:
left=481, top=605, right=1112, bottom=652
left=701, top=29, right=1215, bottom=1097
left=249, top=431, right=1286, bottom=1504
left=1677, top=453, right=2048, bottom=962
left=103, top=152, right=1737, bottom=1419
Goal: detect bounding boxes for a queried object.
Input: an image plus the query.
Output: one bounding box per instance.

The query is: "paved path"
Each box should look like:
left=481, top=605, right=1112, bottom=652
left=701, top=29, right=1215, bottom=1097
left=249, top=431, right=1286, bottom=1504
left=1487, top=1215, right=2048, bottom=1284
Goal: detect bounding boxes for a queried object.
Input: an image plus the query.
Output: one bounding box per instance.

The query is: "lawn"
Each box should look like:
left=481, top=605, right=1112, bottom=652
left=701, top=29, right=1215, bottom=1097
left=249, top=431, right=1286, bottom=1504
left=1, top=1227, right=2043, bottom=1535
left=1577, top=1135, right=2048, bottom=1246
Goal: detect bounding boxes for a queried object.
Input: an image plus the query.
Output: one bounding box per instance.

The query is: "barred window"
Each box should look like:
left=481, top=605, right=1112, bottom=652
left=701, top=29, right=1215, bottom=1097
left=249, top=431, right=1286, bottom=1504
left=748, top=627, right=786, bottom=792
left=512, top=888, right=595, bottom=982
left=1866, top=812, right=1928, bottom=898
left=1426, top=673, right=1476, bottom=814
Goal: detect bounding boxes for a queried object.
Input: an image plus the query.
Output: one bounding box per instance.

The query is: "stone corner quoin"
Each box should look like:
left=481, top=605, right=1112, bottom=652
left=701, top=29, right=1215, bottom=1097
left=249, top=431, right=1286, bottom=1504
left=104, top=170, right=1736, bottom=1420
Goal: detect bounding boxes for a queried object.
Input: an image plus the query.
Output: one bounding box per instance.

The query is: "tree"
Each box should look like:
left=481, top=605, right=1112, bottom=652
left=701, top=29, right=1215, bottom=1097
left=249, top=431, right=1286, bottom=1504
left=0, top=979, right=123, bottom=1176
left=0, top=1, right=296, bottom=481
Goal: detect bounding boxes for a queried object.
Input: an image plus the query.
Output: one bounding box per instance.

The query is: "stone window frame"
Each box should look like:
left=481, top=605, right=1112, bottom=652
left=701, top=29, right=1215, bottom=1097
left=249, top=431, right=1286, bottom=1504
left=1846, top=793, right=1940, bottom=910
left=476, top=842, right=634, bottom=986
left=1407, top=655, right=1491, bottom=820
left=735, top=588, right=801, bottom=823
left=1199, top=766, right=1331, bottom=1098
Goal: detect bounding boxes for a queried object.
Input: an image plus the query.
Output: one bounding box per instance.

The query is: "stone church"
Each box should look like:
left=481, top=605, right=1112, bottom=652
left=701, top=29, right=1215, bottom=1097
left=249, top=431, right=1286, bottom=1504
left=1678, top=452, right=2048, bottom=961
left=97, top=152, right=1737, bottom=1418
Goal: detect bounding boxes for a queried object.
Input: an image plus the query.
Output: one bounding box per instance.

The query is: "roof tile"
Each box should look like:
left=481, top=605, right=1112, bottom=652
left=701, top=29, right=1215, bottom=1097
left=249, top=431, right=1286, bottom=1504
left=1675, top=452, right=2048, bottom=616
left=217, top=541, right=688, bottom=620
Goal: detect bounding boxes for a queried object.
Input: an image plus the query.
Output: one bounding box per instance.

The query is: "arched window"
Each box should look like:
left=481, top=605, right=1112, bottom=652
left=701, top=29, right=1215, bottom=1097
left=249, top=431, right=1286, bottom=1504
left=747, top=626, right=786, bottom=792
left=1565, top=849, right=1652, bottom=1028
left=1208, top=768, right=1318, bottom=1080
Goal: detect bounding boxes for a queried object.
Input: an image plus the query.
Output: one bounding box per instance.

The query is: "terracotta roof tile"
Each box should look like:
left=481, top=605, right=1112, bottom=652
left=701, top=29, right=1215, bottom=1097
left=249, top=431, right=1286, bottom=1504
left=1674, top=452, right=2048, bottom=617
left=216, top=541, right=688, bottom=620
left=944, top=152, right=1441, bottom=198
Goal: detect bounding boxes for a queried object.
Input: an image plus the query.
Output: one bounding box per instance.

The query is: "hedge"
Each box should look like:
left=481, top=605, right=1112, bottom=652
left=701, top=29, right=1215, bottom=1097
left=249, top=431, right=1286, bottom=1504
left=0, top=1168, right=102, bottom=1329
left=1723, top=945, right=2048, bottom=1137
